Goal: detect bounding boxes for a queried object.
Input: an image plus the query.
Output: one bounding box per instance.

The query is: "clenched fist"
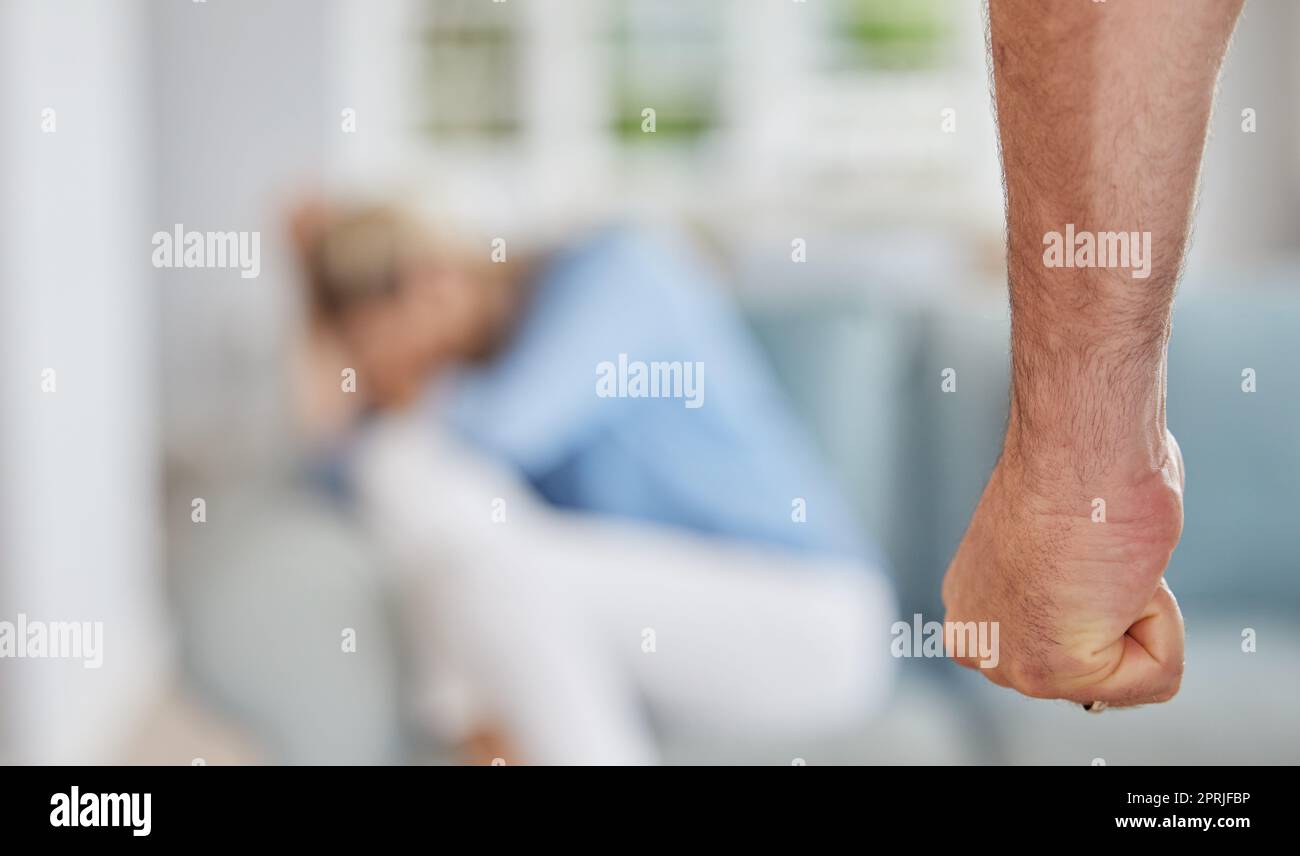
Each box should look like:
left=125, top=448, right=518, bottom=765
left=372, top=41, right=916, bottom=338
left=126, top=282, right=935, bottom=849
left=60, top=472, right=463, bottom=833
left=942, top=427, right=1186, bottom=707
left=961, top=0, right=1243, bottom=706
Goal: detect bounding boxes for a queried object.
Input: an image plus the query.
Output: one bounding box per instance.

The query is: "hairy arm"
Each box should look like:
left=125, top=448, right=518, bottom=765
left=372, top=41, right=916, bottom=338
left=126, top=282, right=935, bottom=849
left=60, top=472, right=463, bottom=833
left=993, top=0, right=1243, bottom=479
left=942, top=0, right=1243, bottom=706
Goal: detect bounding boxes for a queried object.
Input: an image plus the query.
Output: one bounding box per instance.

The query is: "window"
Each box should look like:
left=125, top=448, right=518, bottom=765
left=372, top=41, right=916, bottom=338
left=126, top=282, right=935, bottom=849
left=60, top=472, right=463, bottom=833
left=606, top=0, right=725, bottom=147
left=416, top=0, right=522, bottom=140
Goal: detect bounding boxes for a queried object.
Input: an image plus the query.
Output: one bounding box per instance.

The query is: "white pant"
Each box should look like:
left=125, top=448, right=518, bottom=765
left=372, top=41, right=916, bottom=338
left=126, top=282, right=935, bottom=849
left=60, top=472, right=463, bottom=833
left=354, top=415, right=897, bottom=764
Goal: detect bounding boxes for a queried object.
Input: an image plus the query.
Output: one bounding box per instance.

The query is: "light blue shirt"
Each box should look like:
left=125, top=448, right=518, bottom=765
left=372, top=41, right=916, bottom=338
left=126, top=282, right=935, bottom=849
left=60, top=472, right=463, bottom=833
left=436, top=227, right=871, bottom=562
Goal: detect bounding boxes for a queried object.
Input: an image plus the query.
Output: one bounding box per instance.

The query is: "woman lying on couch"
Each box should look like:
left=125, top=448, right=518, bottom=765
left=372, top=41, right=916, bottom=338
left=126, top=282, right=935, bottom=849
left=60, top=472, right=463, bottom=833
left=290, top=202, right=895, bottom=764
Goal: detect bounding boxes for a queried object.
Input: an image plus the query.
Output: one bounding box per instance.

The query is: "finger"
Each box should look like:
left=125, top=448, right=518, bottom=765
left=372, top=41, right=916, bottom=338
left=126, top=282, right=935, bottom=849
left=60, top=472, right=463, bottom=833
left=1079, top=580, right=1185, bottom=707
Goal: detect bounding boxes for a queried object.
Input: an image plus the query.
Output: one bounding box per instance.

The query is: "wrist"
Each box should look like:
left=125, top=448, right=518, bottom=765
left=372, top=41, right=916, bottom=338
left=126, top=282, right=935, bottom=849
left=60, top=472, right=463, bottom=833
left=1005, top=344, right=1171, bottom=486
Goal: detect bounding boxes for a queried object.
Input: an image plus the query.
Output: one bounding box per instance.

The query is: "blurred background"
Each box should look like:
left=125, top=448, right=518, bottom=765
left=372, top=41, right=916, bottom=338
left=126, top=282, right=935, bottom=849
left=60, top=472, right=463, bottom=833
left=1, top=0, right=1297, bottom=764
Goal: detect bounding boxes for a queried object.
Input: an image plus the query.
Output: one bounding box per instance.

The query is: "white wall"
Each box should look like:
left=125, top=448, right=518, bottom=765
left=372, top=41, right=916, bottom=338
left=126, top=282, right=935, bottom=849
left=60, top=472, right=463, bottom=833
left=0, top=0, right=169, bottom=762
left=151, top=0, right=330, bottom=480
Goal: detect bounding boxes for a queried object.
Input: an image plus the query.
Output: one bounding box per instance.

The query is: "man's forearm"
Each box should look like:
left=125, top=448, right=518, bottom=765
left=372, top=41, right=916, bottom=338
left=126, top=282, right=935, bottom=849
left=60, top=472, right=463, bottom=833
left=991, top=0, right=1243, bottom=480
left=943, top=0, right=1242, bottom=706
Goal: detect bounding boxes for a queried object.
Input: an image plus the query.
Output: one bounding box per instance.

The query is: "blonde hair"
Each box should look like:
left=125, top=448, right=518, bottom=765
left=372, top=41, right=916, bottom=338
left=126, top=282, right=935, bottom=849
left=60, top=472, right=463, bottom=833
left=301, top=204, right=464, bottom=318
